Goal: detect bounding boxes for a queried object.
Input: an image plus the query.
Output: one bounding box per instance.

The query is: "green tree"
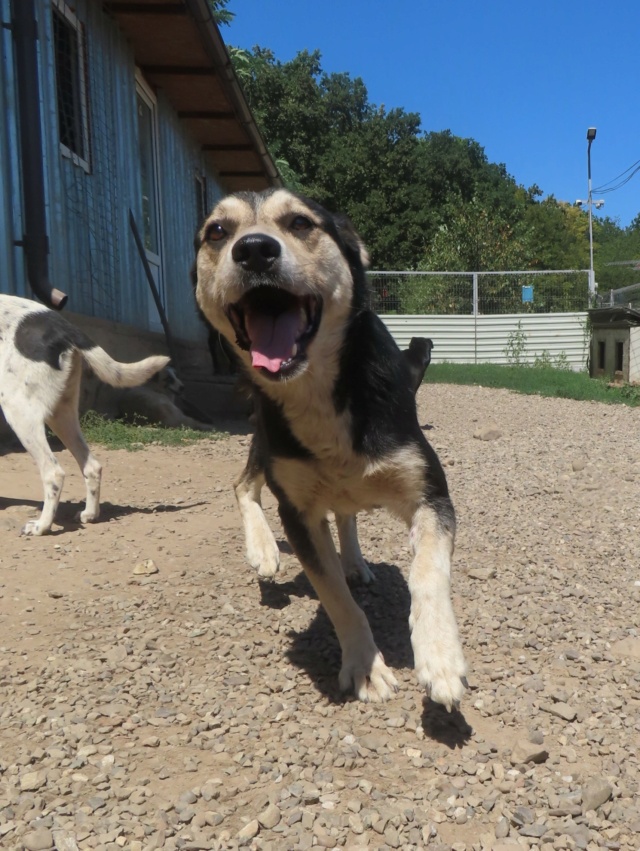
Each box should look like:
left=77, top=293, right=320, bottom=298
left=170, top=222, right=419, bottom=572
left=208, top=0, right=234, bottom=26
left=594, top=215, right=640, bottom=292
left=231, top=42, right=633, bottom=303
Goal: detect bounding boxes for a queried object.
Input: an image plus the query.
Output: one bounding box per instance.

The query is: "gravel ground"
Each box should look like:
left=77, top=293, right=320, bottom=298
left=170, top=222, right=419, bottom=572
left=0, top=383, right=639, bottom=851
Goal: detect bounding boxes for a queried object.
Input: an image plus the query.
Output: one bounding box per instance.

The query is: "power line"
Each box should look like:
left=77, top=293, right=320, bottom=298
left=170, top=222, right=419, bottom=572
left=593, top=158, right=640, bottom=194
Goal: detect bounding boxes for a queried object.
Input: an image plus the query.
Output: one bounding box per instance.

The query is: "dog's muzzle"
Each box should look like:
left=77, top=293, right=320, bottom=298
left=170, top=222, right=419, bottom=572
left=224, top=232, right=323, bottom=380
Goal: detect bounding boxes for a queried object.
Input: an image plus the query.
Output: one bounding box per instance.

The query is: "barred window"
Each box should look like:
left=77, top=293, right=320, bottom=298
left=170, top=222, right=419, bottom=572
left=52, top=0, right=90, bottom=170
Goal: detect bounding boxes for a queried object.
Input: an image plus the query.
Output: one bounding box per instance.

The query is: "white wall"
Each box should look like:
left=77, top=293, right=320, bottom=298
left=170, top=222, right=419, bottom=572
left=380, top=312, right=589, bottom=369
left=630, top=327, right=640, bottom=383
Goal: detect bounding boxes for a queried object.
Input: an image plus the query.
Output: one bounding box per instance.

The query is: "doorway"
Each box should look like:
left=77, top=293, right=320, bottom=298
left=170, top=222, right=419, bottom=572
left=135, top=72, right=165, bottom=331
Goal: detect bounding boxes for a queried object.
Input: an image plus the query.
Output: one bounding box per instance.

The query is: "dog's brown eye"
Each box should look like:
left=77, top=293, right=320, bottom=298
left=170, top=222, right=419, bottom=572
left=291, top=215, right=313, bottom=232
left=206, top=222, right=227, bottom=242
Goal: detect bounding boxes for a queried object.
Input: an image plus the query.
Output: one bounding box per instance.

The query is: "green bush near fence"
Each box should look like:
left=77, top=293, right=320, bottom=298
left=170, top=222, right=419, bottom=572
left=426, top=363, right=640, bottom=406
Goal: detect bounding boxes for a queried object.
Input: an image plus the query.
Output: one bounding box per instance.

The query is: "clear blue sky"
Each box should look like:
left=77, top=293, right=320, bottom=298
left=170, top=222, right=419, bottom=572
left=227, top=0, right=640, bottom=229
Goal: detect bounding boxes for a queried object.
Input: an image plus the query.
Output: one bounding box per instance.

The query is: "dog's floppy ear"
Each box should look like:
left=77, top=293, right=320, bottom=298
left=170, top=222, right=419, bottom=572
left=333, top=213, right=370, bottom=270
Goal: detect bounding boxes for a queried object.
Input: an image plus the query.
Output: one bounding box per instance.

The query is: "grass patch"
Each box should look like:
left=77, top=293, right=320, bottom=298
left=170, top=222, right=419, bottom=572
left=427, top=363, right=640, bottom=407
left=80, top=410, right=227, bottom=451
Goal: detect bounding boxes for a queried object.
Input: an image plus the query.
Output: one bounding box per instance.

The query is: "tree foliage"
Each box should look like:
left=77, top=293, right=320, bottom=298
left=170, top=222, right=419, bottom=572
left=208, top=0, right=234, bottom=26
left=232, top=45, right=638, bottom=304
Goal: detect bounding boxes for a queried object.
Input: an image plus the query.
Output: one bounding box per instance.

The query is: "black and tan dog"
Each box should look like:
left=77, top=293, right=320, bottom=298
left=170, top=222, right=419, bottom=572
left=195, top=189, right=466, bottom=709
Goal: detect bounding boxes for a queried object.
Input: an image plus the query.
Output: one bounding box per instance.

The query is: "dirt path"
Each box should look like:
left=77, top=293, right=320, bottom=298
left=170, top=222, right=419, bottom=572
left=0, top=384, right=639, bottom=850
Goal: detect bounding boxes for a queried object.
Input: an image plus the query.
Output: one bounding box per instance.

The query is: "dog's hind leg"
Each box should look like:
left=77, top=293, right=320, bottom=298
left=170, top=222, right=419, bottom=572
left=47, top=356, right=102, bottom=524
left=407, top=498, right=467, bottom=710
left=47, top=408, right=102, bottom=525
left=279, top=503, right=398, bottom=702
left=235, top=438, right=280, bottom=579
left=3, top=401, right=65, bottom=536
left=335, top=513, right=374, bottom=584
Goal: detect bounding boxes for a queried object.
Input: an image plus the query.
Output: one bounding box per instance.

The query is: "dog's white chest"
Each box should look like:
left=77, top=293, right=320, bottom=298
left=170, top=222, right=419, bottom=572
left=272, top=443, right=424, bottom=520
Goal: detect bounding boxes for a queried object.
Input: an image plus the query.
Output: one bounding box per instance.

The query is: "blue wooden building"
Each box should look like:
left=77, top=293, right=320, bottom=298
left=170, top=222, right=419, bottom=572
left=0, top=0, right=280, bottom=405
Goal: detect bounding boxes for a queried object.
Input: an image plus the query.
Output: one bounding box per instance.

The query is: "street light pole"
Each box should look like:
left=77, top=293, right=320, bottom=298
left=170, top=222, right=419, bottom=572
left=586, top=127, right=596, bottom=299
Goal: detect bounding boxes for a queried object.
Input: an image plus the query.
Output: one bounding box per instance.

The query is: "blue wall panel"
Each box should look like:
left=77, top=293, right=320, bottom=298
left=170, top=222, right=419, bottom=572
left=1, top=0, right=223, bottom=340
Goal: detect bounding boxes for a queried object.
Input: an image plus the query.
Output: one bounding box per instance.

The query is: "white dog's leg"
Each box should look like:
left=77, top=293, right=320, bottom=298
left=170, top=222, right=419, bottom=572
left=335, top=513, right=374, bottom=584
left=235, top=451, right=280, bottom=580
left=407, top=502, right=467, bottom=710
left=48, top=408, right=102, bottom=524
left=280, top=506, right=398, bottom=703
left=3, top=402, right=65, bottom=536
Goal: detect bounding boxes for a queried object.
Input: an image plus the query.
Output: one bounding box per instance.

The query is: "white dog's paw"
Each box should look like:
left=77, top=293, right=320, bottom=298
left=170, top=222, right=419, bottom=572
left=246, top=527, right=280, bottom=581
left=342, top=554, right=375, bottom=585
left=339, top=646, right=399, bottom=703
left=412, top=627, right=467, bottom=711
left=78, top=508, right=99, bottom=524
left=21, top=519, right=49, bottom=537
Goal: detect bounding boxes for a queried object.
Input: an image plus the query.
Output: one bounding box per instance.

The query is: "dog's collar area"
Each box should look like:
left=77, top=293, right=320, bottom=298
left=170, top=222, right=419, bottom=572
left=226, top=286, right=322, bottom=380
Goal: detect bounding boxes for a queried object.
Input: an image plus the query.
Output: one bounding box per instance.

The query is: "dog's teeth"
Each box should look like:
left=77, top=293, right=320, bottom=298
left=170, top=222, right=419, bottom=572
left=291, top=344, right=298, bottom=357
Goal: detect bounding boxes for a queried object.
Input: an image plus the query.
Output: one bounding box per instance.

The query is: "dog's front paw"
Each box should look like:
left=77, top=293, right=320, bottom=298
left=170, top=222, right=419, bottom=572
left=246, top=527, right=280, bottom=581
left=412, top=623, right=467, bottom=711
left=21, top=519, right=49, bottom=537
left=339, top=647, right=399, bottom=703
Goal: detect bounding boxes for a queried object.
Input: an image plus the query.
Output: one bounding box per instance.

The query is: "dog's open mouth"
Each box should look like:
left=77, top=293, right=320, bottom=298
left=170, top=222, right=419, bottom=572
left=227, top=287, right=322, bottom=379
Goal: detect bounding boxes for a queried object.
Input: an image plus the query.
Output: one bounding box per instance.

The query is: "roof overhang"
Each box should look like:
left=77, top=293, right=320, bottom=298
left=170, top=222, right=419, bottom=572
left=588, top=306, right=640, bottom=328
left=104, top=0, right=281, bottom=192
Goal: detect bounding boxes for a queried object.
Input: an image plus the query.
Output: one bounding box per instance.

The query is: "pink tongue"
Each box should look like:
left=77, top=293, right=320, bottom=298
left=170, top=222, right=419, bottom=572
left=245, top=307, right=302, bottom=373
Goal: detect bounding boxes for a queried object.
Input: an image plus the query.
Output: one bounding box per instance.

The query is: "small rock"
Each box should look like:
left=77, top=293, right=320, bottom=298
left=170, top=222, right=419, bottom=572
left=20, top=770, right=47, bottom=792
left=473, top=426, right=502, bottom=441
left=132, top=559, right=159, bottom=576
left=53, top=831, right=80, bottom=851
left=540, top=701, right=577, bottom=721
left=519, top=824, right=548, bottom=838
left=495, top=816, right=510, bottom=838
left=511, top=806, right=535, bottom=826
left=582, top=777, right=613, bottom=813
left=467, top=567, right=497, bottom=580
left=23, top=828, right=54, bottom=851
left=236, top=819, right=259, bottom=844
left=257, top=803, right=281, bottom=829
left=510, top=740, right=549, bottom=765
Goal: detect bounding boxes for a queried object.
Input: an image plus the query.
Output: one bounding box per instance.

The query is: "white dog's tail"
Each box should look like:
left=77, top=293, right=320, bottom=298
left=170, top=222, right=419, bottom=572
left=82, top=346, right=170, bottom=388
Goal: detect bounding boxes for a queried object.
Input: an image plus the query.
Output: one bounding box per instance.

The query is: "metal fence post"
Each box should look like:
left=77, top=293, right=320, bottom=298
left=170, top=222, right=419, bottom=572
left=473, top=272, right=478, bottom=364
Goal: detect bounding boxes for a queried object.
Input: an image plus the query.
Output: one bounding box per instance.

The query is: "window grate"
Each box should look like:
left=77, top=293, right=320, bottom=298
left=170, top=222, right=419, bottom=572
left=53, top=1, right=90, bottom=170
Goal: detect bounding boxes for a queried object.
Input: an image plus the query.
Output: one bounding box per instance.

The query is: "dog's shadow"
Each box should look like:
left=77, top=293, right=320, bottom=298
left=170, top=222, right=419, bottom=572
left=0, top=497, right=204, bottom=535
left=260, top=556, right=471, bottom=748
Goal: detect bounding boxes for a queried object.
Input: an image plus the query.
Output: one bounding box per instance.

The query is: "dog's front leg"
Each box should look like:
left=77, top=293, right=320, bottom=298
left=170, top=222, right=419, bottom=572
left=235, top=442, right=280, bottom=580
left=408, top=499, right=467, bottom=710
left=279, top=503, right=397, bottom=702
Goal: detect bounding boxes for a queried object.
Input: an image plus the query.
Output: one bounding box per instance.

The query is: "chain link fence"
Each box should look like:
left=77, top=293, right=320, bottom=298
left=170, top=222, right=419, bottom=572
left=367, top=270, right=590, bottom=316
left=599, top=282, right=640, bottom=310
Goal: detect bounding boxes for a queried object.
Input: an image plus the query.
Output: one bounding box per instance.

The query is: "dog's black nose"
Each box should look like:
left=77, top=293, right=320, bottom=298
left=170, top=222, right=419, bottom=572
left=232, top=233, right=281, bottom=273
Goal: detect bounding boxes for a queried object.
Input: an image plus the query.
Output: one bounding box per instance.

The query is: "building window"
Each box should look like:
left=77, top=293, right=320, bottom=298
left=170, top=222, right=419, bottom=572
left=52, top=0, right=90, bottom=171
left=615, top=341, right=624, bottom=373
